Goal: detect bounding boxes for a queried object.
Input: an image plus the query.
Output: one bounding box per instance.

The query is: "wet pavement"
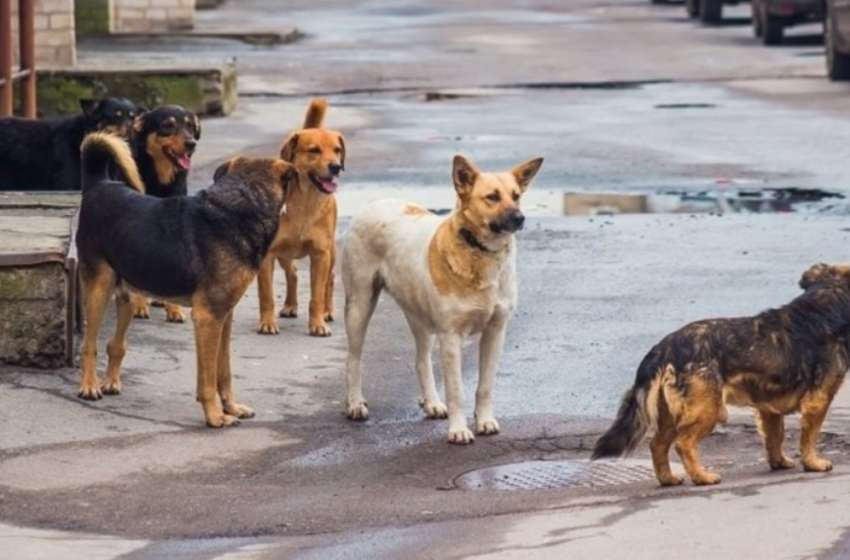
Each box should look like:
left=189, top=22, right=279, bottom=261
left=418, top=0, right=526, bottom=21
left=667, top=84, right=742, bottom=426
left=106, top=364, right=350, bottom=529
left=4, top=0, right=850, bottom=558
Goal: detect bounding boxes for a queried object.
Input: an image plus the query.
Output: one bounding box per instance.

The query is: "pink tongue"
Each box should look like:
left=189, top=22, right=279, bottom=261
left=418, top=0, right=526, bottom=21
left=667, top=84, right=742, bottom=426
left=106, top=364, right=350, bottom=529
left=177, top=155, right=192, bottom=170
left=320, top=178, right=338, bottom=193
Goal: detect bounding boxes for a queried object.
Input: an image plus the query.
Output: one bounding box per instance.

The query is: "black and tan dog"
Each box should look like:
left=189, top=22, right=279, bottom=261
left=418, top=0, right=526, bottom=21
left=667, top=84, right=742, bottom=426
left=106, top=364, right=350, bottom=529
left=593, top=263, right=850, bottom=486
left=127, top=105, right=202, bottom=323
left=0, top=97, right=141, bottom=191
left=76, top=132, right=295, bottom=427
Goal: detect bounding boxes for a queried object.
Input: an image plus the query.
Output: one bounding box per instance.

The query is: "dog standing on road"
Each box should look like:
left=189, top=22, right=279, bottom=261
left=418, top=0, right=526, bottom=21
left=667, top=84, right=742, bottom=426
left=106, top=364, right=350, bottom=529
left=593, top=263, right=850, bottom=486
left=257, top=98, right=344, bottom=337
left=76, top=132, right=295, bottom=427
left=341, top=155, right=543, bottom=444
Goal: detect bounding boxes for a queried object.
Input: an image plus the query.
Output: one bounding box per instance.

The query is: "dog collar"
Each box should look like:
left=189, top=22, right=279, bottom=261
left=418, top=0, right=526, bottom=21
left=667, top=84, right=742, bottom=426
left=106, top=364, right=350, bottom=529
left=459, top=228, right=493, bottom=253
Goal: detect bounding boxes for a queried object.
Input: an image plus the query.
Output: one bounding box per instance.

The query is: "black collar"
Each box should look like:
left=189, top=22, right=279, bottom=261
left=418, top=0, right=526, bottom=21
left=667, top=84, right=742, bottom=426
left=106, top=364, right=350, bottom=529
left=459, top=228, right=493, bottom=253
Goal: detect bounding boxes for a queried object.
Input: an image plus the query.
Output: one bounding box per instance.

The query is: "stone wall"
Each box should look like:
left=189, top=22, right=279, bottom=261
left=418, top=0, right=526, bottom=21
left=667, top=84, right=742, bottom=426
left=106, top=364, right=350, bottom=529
left=112, top=0, right=195, bottom=32
left=10, top=0, right=77, bottom=67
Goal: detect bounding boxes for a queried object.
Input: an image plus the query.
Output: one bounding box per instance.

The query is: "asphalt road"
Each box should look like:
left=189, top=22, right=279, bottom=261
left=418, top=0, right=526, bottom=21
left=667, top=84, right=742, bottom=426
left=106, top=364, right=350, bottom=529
left=3, top=1, right=850, bottom=558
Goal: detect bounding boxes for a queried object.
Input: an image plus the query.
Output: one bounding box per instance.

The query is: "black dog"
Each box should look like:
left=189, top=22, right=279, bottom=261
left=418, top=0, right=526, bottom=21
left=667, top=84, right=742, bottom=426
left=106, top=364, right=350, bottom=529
left=0, top=97, right=142, bottom=191
left=76, top=132, right=296, bottom=427
left=126, top=105, right=201, bottom=321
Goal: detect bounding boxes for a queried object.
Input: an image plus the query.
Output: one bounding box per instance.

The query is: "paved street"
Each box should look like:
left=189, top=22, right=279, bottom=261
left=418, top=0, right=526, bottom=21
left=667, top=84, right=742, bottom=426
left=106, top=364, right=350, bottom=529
left=3, top=0, right=850, bottom=558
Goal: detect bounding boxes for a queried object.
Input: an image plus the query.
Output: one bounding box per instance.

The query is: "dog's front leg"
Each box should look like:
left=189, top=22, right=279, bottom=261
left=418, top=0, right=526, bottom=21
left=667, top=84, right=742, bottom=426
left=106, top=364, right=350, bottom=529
left=308, top=249, right=332, bottom=337
left=257, top=255, right=280, bottom=334
left=440, top=333, right=474, bottom=444
left=217, top=311, right=255, bottom=420
left=476, top=316, right=508, bottom=436
left=192, top=306, right=238, bottom=428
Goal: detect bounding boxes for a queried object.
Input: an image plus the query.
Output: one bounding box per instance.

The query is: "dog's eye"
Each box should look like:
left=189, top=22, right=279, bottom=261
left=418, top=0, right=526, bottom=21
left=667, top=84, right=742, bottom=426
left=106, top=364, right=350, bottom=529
left=115, top=110, right=123, bottom=117
left=334, top=147, right=341, bottom=154
left=128, top=111, right=135, bottom=118
left=485, top=192, right=501, bottom=203
left=309, top=147, right=322, bottom=155
left=512, top=192, right=520, bottom=202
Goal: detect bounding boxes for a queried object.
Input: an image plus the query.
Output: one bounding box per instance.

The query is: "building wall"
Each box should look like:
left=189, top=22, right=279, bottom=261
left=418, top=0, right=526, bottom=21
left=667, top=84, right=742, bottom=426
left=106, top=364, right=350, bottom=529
left=112, top=0, right=195, bottom=32
left=11, top=0, right=77, bottom=67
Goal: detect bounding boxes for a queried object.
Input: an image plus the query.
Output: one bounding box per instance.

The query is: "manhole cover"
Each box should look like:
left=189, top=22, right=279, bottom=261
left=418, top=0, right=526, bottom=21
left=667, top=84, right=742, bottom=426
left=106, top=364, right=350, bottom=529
left=454, top=460, right=655, bottom=491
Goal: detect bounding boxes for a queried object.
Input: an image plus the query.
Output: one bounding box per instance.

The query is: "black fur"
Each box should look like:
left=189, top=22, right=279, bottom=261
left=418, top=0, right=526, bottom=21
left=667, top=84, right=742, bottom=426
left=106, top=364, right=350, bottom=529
left=0, top=97, right=142, bottom=191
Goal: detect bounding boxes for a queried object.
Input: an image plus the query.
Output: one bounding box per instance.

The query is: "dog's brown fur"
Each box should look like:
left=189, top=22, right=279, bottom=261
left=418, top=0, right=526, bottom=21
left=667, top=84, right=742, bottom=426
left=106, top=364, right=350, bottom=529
left=593, top=263, right=850, bottom=486
left=257, top=98, right=345, bottom=336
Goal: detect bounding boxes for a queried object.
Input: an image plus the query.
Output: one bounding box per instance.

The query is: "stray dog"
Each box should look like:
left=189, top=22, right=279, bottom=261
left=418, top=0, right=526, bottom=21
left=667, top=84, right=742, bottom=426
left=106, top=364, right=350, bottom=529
left=593, top=263, right=850, bottom=486
left=257, top=98, right=344, bottom=336
left=0, top=97, right=141, bottom=191
left=342, top=155, right=543, bottom=444
left=76, top=132, right=295, bottom=427
left=128, top=105, right=201, bottom=323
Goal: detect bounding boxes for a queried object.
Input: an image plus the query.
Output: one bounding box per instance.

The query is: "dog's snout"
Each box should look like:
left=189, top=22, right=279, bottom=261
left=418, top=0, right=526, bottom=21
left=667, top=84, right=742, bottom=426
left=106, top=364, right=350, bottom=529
left=509, top=209, right=525, bottom=230
left=185, top=139, right=197, bottom=153
left=328, top=162, right=342, bottom=176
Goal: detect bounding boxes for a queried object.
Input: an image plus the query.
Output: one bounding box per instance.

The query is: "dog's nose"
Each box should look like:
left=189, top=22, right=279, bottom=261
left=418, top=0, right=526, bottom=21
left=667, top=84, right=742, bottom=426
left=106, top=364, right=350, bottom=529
left=505, top=209, right=525, bottom=232
left=328, top=162, right=342, bottom=176
left=185, top=139, right=197, bottom=153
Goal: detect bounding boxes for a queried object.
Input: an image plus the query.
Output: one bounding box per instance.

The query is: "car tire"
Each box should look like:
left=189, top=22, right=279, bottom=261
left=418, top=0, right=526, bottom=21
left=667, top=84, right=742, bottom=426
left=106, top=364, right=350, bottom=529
left=752, top=1, right=763, bottom=37
left=686, top=0, right=699, bottom=19
left=826, top=5, right=850, bottom=80
left=699, top=0, right=723, bottom=24
left=762, top=14, right=784, bottom=45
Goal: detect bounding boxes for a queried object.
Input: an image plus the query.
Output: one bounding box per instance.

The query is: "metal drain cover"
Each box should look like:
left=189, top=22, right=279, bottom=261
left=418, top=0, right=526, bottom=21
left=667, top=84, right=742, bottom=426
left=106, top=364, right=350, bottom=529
left=454, top=460, right=655, bottom=491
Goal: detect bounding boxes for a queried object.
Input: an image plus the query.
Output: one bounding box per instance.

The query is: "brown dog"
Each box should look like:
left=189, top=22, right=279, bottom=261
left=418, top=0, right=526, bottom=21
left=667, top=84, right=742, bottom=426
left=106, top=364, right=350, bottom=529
left=257, top=98, right=345, bottom=336
left=593, top=263, right=850, bottom=485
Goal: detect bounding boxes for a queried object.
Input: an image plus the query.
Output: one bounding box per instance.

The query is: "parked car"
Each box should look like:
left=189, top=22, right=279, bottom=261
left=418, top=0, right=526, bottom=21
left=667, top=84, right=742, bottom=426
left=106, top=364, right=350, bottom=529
left=825, top=0, right=850, bottom=80
left=686, top=0, right=751, bottom=24
left=751, top=0, right=824, bottom=45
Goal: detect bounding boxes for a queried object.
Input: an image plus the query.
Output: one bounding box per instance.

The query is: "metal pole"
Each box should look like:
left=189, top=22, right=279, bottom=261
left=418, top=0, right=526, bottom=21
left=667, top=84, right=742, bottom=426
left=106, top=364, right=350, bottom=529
left=0, top=0, right=13, bottom=116
left=19, top=0, right=34, bottom=117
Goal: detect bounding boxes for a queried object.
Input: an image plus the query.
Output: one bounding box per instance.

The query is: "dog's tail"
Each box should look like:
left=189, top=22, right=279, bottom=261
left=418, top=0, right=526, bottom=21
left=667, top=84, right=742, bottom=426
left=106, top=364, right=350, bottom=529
left=303, top=98, right=327, bottom=129
left=591, top=351, right=668, bottom=460
left=81, top=132, right=144, bottom=193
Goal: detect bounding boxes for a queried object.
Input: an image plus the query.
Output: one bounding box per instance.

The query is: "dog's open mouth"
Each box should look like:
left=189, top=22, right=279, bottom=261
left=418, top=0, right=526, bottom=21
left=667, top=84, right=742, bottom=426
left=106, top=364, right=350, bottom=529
left=309, top=172, right=339, bottom=195
left=164, top=147, right=193, bottom=171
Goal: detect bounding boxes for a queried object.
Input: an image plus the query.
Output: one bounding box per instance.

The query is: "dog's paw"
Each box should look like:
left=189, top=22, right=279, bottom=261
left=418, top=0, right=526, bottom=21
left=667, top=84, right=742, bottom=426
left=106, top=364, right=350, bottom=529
left=78, top=383, right=103, bottom=400
left=657, top=473, right=685, bottom=487
left=309, top=322, right=332, bottom=337
left=258, top=318, right=280, bottom=335
left=448, top=427, right=475, bottom=445
left=346, top=400, right=369, bottom=421
left=324, top=312, right=334, bottom=323
left=691, top=471, right=722, bottom=486
left=420, top=399, right=448, bottom=419
left=769, top=456, right=795, bottom=470
left=101, top=380, right=121, bottom=396
left=279, top=305, right=298, bottom=319
left=223, top=401, right=256, bottom=419
left=206, top=412, right=241, bottom=428
left=165, top=307, right=185, bottom=323
left=475, top=417, right=500, bottom=436
left=133, top=303, right=151, bottom=319
left=803, top=457, right=833, bottom=472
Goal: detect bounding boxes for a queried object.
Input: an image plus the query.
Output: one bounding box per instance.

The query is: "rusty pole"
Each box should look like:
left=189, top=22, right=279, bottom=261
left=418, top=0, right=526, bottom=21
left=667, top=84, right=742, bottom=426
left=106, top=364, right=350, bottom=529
left=19, top=0, right=34, bottom=117
left=0, top=0, right=13, bottom=116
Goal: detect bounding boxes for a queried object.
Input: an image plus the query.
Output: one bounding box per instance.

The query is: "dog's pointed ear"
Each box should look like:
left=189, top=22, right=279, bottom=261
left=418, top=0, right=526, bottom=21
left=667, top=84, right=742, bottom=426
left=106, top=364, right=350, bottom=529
left=214, top=158, right=233, bottom=182
left=192, top=114, right=202, bottom=141
left=511, top=157, right=544, bottom=193
left=80, top=99, right=99, bottom=116
left=280, top=133, right=299, bottom=162
left=337, top=133, right=346, bottom=171
left=800, top=263, right=832, bottom=290
left=452, top=155, right=479, bottom=201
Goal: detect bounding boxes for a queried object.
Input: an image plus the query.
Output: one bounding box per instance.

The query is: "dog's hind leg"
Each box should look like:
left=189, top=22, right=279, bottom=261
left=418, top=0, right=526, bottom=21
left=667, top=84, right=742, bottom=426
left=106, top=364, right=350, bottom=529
left=407, top=316, right=444, bottom=419
left=475, top=315, right=509, bottom=436
left=440, top=333, right=474, bottom=445
left=670, top=374, right=723, bottom=485
left=217, top=311, right=255, bottom=420
left=78, top=264, right=117, bottom=400
left=756, top=411, right=794, bottom=470
left=257, top=255, right=280, bottom=334
left=650, top=392, right=684, bottom=486
left=101, top=291, right=134, bottom=396
left=280, top=258, right=299, bottom=319
left=343, top=269, right=382, bottom=421
left=799, top=385, right=840, bottom=472
left=192, top=304, right=238, bottom=428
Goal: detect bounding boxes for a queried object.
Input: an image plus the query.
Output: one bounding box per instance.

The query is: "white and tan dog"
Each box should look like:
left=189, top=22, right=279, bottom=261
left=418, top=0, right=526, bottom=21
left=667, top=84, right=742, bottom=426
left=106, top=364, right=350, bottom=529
left=341, top=155, right=543, bottom=444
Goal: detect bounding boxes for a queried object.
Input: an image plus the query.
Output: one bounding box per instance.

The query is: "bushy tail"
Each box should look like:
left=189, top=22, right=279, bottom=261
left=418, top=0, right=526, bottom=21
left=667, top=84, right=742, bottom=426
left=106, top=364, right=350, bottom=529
left=80, top=132, right=144, bottom=193
left=303, top=98, right=327, bottom=129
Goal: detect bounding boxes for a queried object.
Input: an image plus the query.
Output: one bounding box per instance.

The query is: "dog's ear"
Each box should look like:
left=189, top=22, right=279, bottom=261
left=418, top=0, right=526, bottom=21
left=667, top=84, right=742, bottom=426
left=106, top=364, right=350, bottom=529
left=214, top=158, right=233, bottom=182
left=337, top=133, right=346, bottom=171
left=274, top=159, right=297, bottom=185
left=511, top=157, right=544, bottom=193
left=800, top=263, right=832, bottom=290
left=80, top=99, right=99, bottom=116
left=192, top=114, right=202, bottom=141
left=280, top=133, right=299, bottom=162
left=452, top=155, right=479, bottom=200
